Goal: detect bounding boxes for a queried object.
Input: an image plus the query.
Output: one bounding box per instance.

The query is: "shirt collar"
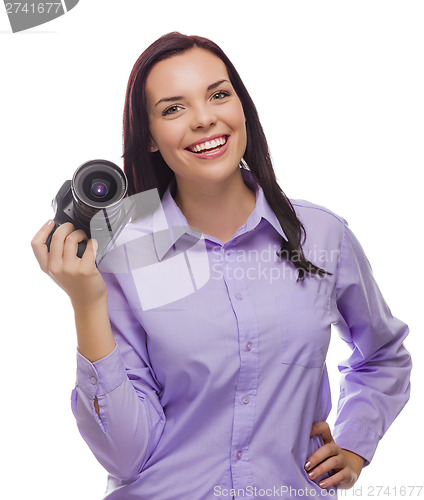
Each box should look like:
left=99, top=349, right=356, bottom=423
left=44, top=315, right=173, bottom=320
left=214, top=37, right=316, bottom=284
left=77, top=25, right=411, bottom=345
left=152, top=167, right=288, bottom=261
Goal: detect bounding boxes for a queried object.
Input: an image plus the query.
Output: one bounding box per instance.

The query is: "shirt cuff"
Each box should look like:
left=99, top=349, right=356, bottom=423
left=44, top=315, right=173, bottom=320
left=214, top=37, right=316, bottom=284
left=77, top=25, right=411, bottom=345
left=76, top=345, right=127, bottom=399
left=332, top=420, right=381, bottom=467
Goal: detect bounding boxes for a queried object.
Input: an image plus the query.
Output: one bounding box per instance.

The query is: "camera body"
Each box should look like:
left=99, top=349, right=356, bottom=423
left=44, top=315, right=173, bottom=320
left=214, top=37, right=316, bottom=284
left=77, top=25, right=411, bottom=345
left=45, top=160, right=134, bottom=263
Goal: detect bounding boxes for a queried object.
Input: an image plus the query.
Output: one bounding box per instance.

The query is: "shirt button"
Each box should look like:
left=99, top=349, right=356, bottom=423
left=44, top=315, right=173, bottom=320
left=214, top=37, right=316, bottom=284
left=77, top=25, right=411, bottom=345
left=235, top=293, right=243, bottom=300
left=242, top=395, right=250, bottom=404
left=236, top=450, right=243, bottom=460
left=225, top=250, right=231, bottom=256
left=246, top=342, right=252, bottom=351
left=90, top=376, right=97, bottom=385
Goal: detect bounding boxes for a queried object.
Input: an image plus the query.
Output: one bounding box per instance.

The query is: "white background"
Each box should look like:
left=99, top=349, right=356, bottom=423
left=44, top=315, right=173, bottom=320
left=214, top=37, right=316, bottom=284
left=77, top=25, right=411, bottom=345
left=1, top=1, right=422, bottom=499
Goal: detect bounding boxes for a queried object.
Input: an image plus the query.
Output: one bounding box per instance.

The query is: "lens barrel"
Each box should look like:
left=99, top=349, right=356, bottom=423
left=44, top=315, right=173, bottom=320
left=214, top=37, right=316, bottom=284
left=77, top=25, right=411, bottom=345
left=71, top=160, right=128, bottom=230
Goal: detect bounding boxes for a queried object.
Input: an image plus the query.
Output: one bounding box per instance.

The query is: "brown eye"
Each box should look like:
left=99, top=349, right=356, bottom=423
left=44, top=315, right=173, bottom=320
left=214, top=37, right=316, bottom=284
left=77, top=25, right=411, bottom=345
left=162, top=105, right=182, bottom=116
left=211, top=91, right=230, bottom=101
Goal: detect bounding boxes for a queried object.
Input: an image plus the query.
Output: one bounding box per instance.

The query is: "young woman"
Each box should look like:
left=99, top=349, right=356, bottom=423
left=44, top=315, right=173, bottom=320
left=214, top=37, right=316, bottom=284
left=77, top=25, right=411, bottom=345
left=31, top=32, right=411, bottom=499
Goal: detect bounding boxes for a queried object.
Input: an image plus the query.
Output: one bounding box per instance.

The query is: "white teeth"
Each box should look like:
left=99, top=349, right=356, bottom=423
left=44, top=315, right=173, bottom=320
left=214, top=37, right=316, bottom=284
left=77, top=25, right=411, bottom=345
left=190, top=136, right=227, bottom=153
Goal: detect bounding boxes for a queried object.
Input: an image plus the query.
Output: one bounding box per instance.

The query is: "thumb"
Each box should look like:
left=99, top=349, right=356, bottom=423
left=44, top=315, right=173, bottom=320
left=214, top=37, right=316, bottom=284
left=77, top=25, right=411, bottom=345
left=310, top=421, right=333, bottom=444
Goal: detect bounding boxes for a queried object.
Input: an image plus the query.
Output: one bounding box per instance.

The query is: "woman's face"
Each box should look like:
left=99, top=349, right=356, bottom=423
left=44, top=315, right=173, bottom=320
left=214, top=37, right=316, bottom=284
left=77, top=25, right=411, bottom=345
left=145, top=47, right=247, bottom=188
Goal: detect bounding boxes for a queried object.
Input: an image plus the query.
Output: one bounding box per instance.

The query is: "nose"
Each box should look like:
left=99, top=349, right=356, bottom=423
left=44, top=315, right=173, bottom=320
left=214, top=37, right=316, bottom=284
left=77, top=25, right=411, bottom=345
left=190, top=103, right=217, bottom=130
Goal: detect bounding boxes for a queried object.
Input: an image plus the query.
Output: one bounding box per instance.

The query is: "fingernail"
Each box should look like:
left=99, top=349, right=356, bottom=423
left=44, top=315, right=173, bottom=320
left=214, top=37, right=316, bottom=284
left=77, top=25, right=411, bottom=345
left=46, top=219, right=54, bottom=226
left=92, top=239, right=98, bottom=253
left=308, top=471, right=315, bottom=479
left=304, top=461, right=311, bottom=470
left=319, top=481, right=326, bottom=488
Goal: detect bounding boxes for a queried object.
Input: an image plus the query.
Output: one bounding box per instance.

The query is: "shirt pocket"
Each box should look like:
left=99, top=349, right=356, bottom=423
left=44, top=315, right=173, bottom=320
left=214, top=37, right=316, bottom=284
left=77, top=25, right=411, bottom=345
left=275, top=292, right=331, bottom=368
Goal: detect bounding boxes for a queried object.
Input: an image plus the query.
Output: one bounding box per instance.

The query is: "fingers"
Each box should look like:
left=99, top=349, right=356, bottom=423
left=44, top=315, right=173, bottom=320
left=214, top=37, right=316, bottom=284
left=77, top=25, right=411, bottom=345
left=32, top=221, right=105, bottom=303
left=305, top=446, right=343, bottom=484
left=305, top=440, right=341, bottom=472
left=305, top=421, right=338, bottom=486
left=317, top=469, right=354, bottom=490
left=305, top=421, right=358, bottom=489
left=79, top=238, right=99, bottom=274
left=48, top=222, right=78, bottom=264
left=32, top=221, right=92, bottom=276
left=62, top=228, right=88, bottom=262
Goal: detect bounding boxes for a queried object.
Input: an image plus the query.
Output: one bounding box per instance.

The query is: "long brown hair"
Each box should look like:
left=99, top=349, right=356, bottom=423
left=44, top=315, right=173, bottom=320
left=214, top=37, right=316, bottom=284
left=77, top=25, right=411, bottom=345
left=122, top=32, right=329, bottom=280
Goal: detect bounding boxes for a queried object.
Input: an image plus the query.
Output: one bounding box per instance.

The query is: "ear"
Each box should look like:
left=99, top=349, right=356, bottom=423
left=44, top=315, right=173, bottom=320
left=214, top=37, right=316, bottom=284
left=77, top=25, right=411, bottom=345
left=149, top=140, right=159, bottom=153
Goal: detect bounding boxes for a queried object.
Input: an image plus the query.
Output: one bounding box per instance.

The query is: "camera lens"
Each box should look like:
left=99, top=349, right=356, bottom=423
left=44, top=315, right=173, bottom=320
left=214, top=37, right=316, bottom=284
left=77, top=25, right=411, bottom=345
left=71, top=160, right=128, bottom=229
left=91, top=180, right=110, bottom=198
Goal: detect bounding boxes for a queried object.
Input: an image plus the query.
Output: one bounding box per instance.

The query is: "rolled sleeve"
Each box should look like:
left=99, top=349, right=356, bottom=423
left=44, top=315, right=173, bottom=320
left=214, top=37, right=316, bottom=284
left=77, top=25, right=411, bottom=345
left=70, top=270, right=166, bottom=481
left=332, top=421, right=382, bottom=466
left=76, top=345, right=126, bottom=398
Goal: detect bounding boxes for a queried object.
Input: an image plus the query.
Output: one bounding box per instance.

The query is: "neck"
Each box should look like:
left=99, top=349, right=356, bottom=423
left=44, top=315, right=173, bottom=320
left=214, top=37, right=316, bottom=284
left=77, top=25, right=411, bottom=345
left=173, top=168, right=257, bottom=243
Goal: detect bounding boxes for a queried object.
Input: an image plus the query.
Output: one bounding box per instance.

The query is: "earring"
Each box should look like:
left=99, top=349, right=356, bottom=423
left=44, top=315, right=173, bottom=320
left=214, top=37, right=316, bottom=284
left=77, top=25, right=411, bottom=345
left=240, top=157, right=250, bottom=170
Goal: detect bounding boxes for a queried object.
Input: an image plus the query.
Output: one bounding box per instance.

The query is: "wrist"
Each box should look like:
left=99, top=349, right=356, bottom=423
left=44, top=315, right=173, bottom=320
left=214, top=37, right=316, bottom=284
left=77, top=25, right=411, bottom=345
left=71, top=292, right=108, bottom=312
left=342, top=448, right=365, bottom=475
left=72, top=294, right=116, bottom=363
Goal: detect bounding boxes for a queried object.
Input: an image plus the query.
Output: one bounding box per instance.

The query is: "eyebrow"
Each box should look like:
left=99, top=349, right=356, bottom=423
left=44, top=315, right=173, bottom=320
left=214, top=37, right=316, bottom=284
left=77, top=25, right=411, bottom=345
left=154, top=79, right=230, bottom=107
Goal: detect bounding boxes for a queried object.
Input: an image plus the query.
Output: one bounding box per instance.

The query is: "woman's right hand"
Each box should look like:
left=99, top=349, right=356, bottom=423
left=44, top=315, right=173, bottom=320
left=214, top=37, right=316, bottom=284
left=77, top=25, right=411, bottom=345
left=31, top=220, right=107, bottom=307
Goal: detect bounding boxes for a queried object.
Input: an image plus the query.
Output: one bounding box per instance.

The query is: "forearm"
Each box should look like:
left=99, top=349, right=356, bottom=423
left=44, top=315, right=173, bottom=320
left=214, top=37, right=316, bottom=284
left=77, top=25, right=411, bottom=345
left=72, top=296, right=116, bottom=363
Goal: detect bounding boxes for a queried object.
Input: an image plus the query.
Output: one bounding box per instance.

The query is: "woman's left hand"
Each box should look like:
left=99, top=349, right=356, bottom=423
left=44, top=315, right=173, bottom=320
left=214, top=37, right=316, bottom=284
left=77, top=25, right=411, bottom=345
left=304, top=421, right=365, bottom=489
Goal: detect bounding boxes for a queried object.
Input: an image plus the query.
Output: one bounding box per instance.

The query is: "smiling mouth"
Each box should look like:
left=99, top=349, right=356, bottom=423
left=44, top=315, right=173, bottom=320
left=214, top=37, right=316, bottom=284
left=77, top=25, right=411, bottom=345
left=186, top=135, right=228, bottom=154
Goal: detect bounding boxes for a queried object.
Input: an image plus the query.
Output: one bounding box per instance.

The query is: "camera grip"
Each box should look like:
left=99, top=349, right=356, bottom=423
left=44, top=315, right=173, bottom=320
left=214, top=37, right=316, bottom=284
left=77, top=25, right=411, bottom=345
left=45, top=222, right=87, bottom=258
left=45, top=222, right=59, bottom=252
left=77, top=240, right=87, bottom=258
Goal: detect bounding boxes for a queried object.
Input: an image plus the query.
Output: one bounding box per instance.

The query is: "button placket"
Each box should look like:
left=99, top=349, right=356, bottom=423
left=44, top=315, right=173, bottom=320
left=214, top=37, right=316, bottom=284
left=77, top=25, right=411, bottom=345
left=221, top=241, right=258, bottom=492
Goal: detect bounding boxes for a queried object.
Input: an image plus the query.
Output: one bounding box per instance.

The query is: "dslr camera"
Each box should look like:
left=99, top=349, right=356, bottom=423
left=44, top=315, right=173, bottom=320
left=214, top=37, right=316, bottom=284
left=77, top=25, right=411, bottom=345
left=45, top=159, right=134, bottom=264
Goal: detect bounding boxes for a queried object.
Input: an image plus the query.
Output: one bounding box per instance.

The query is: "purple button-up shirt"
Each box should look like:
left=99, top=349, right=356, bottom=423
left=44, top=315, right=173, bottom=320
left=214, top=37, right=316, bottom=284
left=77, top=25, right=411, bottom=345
left=71, top=167, right=411, bottom=499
